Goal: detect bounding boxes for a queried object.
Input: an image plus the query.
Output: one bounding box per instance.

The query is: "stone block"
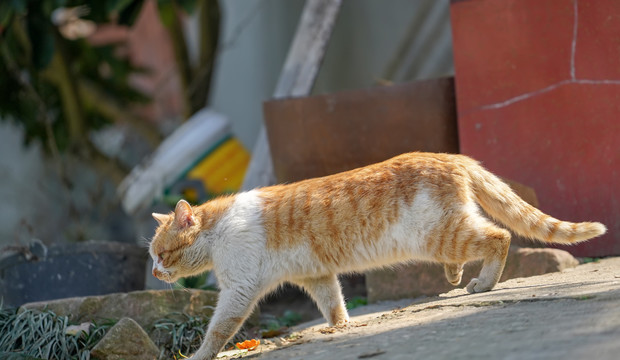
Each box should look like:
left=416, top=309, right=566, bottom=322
left=21, top=289, right=218, bottom=332
left=21, top=288, right=261, bottom=337
left=90, top=317, right=159, bottom=360
left=366, top=247, right=579, bottom=302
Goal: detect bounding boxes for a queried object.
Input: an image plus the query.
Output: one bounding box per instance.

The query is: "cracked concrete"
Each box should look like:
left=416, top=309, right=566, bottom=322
left=229, top=257, right=620, bottom=360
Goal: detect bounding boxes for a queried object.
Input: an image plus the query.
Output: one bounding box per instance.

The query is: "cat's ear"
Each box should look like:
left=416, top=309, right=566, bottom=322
left=152, top=213, right=170, bottom=225
left=174, top=199, right=196, bottom=229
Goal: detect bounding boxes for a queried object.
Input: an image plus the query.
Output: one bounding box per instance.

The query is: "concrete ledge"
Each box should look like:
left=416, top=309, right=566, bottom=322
left=20, top=289, right=218, bottom=331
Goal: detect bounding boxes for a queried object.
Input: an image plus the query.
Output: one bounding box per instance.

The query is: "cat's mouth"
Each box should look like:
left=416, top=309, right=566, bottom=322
left=152, top=268, right=177, bottom=283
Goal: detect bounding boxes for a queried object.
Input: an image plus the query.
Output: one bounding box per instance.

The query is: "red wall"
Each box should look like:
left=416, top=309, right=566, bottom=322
left=451, top=0, right=619, bottom=256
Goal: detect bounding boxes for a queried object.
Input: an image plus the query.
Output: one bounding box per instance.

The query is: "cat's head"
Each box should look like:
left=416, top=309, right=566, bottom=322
left=149, top=199, right=203, bottom=283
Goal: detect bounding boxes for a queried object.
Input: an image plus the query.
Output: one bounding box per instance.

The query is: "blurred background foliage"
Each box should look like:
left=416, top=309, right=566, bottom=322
left=0, top=0, right=220, bottom=184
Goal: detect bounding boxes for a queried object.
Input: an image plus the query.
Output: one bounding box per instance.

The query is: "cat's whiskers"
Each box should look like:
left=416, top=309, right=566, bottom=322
left=168, top=283, right=177, bottom=300
left=163, top=274, right=178, bottom=300
left=174, top=280, right=191, bottom=293
left=139, top=236, right=151, bottom=248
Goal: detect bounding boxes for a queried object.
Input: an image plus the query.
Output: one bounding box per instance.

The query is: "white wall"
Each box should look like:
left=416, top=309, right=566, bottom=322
left=207, top=0, right=305, bottom=150
left=0, top=122, right=136, bottom=249
left=0, top=123, right=60, bottom=246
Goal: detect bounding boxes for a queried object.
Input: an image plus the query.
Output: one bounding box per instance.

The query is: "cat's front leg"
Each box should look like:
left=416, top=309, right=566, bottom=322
left=190, top=286, right=259, bottom=360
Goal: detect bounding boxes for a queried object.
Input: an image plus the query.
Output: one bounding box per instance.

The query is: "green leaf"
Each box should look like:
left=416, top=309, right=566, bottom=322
left=118, top=0, right=145, bottom=26
left=178, top=0, right=199, bottom=14
left=10, top=0, right=27, bottom=14
left=157, top=0, right=176, bottom=28
left=0, top=352, right=45, bottom=360
left=346, top=296, right=368, bottom=310
left=11, top=0, right=28, bottom=14
left=26, top=6, right=54, bottom=69
left=0, top=4, right=13, bottom=29
left=106, top=0, right=137, bottom=14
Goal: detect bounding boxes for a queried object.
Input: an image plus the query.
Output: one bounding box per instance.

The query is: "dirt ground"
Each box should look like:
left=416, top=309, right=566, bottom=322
left=225, top=257, right=620, bottom=360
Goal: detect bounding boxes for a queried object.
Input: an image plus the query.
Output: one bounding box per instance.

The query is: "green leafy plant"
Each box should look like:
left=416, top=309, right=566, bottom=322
left=580, top=257, right=601, bottom=264
left=0, top=1, right=154, bottom=183
left=0, top=307, right=114, bottom=360
left=0, top=0, right=221, bottom=245
left=152, top=311, right=249, bottom=360
left=153, top=312, right=206, bottom=359
left=261, top=309, right=303, bottom=334
left=174, top=271, right=213, bottom=290
left=346, top=296, right=368, bottom=310
left=277, top=310, right=302, bottom=327
left=0, top=0, right=220, bottom=184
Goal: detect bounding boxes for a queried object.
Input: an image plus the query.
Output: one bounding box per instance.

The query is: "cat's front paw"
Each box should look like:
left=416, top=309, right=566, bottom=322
left=466, top=278, right=479, bottom=293
left=466, top=278, right=493, bottom=293
left=334, top=318, right=350, bottom=327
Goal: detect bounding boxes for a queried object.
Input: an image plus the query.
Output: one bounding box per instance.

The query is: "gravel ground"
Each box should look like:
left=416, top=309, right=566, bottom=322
left=226, top=257, right=620, bottom=360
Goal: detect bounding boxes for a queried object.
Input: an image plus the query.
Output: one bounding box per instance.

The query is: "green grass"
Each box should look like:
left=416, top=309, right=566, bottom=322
left=152, top=312, right=249, bottom=360
left=277, top=310, right=302, bottom=327
left=0, top=306, right=255, bottom=360
left=153, top=312, right=208, bottom=359
left=0, top=307, right=113, bottom=360
left=261, top=310, right=303, bottom=333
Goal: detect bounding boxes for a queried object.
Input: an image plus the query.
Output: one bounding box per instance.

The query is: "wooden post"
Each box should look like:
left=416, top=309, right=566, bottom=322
left=241, top=0, right=342, bottom=191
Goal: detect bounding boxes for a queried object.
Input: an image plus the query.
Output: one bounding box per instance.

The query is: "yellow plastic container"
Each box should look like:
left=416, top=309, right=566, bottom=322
left=168, top=136, right=250, bottom=203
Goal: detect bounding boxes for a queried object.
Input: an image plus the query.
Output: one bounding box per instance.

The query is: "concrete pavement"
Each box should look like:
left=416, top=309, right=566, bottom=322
left=235, top=257, right=620, bottom=360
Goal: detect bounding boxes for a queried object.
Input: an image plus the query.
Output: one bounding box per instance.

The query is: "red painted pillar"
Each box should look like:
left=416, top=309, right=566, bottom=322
left=451, top=0, right=619, bottom=256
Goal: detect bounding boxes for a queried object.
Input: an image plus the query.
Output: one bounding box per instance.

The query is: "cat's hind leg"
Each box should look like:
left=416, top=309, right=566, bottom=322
left=444, top=263, right=464, bottom=285
left=465, top=221, right=511, bottom=294
left=294, top=274, right=349, bottom=326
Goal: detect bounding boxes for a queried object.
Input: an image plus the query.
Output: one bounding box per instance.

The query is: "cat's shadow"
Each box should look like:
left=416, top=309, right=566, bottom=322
left=437, top=279, right=609, bottom=302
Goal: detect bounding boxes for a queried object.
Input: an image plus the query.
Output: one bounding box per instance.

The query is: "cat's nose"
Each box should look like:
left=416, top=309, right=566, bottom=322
left=152, top=268, right=160, bottom=278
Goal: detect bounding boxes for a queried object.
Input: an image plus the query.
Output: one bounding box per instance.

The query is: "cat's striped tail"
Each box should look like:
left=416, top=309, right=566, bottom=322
left=468, top=164, right=606, bottom=244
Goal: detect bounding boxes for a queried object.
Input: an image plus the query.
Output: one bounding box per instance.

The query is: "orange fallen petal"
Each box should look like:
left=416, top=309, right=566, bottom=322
left=236, top=339, right=260, bottom=350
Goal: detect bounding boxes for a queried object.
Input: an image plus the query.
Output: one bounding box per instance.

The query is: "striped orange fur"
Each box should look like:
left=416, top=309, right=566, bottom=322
left=148, top=152, right=606, bottom=360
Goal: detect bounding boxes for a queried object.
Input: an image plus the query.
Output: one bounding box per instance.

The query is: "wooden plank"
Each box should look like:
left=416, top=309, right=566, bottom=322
left=241, top=0, right=342, bottom=191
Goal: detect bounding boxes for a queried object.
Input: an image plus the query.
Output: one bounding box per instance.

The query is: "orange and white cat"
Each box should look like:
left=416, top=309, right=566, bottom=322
left=149, top=152, right=606, bottom=360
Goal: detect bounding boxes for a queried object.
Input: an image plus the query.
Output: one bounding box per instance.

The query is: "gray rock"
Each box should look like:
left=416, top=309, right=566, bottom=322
left=21, top=289, right=218, bottom=332
left=90, top=317, right=159, bottom=360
